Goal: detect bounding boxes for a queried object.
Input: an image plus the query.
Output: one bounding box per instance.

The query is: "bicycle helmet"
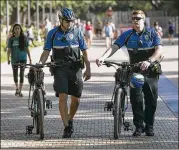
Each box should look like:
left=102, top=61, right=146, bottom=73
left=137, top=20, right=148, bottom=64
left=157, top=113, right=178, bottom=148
left=130, top=73, right=145, bottom=88
left=58, top=7, right=75, bottom=21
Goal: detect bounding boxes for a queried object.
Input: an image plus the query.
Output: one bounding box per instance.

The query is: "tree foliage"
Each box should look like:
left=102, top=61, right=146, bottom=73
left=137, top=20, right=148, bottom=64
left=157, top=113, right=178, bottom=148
left=1, top=0, right=178, bottom=25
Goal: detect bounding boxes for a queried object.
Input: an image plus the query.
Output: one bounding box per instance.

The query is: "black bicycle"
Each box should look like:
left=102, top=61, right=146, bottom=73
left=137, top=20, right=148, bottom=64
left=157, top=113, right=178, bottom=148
left=14, top=62, right=55, bottom=140
left=103, top=61, right=144, bottom=139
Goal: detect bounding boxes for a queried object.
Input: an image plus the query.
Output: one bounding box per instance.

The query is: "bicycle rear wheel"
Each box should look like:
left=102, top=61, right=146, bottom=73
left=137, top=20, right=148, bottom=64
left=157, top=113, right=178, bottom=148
left=113, top=87, right=125, bottom=139
left=36, top=89, right=44, bottom=139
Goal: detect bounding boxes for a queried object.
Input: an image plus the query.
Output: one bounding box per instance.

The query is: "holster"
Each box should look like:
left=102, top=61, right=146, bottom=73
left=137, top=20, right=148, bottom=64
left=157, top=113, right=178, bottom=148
left=149, top=61, right=162, bottom=76
left=80, top=55, right=85, bottom=69
left=49, top=67, right=55, bottom=76
left=49, top=55, right=55, bottom=76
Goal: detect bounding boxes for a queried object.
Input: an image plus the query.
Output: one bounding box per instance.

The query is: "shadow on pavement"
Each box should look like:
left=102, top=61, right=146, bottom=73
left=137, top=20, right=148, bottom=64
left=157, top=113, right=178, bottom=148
left=1, top=81, right=178, bottom=146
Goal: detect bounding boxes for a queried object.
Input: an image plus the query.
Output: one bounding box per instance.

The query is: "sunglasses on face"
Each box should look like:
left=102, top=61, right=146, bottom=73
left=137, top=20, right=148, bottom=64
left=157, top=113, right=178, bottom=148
left=64, top=20, right=74, bottom=23
left=132, top=17, right=143, bottom=21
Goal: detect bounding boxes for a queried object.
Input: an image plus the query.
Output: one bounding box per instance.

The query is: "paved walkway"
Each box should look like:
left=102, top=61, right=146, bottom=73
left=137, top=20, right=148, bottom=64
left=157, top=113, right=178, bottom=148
left=1, top=38, right=178, bottom=149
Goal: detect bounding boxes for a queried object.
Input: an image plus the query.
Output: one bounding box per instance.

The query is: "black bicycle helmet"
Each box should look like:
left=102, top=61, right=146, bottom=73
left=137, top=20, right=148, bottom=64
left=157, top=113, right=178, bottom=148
left=58, top=7, right=75, bottom=21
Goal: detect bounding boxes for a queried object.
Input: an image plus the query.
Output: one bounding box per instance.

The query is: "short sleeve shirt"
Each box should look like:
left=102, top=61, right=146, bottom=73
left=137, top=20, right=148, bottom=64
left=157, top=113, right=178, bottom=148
left=114, top=28, right=162, bottom=63
left=43, top=26, right=87, bottom=51
left=8, top=36, right=29, bottom=63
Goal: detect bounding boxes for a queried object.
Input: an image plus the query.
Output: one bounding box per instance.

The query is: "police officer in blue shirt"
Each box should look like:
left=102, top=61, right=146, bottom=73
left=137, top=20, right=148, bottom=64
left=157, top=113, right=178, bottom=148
left=96, top=10, right=163, bottom=137
left=39, top=7, right=91, bottom=138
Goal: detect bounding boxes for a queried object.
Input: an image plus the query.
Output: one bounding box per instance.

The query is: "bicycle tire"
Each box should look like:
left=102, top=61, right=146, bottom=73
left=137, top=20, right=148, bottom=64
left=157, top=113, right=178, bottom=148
left=113, top=87, right=124, bottom=139
left=36, top=89, right=44, bottom=139
left=33, top=91, right=39, bottom=134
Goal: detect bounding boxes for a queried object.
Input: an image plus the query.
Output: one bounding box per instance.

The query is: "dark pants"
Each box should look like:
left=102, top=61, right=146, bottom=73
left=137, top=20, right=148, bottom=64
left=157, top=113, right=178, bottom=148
left=12, top=60, right=26, bottom=83
left=130, top=76, right=159, bottom=128
left=53, top=67, right=83, bottom=98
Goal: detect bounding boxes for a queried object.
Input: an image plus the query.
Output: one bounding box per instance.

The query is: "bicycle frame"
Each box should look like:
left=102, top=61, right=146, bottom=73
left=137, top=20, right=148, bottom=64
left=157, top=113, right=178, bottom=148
left=13, top=62, right=54, bottom=139
left=103, top=61, right=138, bottom=139
left=110, top=64, right=131, bottom=124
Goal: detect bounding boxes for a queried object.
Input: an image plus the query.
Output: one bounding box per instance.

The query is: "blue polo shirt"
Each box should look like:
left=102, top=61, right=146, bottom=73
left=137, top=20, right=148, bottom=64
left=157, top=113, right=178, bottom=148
left=44, top=26, right=87, bottom=62
left=114, top=28, right=162, bottom=63
left=44, top=26, right=87, bottom=51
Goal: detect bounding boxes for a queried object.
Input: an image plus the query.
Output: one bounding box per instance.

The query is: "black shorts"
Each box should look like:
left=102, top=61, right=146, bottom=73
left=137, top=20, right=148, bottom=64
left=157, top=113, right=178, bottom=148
left=53, top=68, right=83, bottom=98
left=169, top=30, right=174, bottom=35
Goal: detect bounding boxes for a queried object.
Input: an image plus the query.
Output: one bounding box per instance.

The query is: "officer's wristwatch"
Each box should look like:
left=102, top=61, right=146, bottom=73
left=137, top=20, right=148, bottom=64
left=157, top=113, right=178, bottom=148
left=147, top=58, right=152, bottom=64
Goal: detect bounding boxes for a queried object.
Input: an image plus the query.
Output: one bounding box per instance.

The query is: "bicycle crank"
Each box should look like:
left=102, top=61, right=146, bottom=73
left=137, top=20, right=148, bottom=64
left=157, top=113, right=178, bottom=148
left=26, top=125, right=34, bottom=134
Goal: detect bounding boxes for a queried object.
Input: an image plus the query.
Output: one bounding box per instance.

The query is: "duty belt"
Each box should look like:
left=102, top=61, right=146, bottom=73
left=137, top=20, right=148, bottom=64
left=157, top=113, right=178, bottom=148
left=54, top=60, right=81, bottom=69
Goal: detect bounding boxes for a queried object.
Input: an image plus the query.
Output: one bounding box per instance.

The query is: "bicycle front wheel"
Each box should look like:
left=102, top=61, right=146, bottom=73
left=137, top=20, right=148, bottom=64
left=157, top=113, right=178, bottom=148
left=113, top=87, right=124, bottom=139
left=36, top=88, right=44, bottom=140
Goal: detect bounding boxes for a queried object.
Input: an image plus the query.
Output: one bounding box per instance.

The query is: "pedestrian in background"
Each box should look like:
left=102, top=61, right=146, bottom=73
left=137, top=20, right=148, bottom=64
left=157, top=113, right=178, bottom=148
left=85, top=21, right=93, bottom=47
left=26, top=24, right=36, bottom=47
left=96, top=21, right=103, bottom=37
left=7, top=23, right=32, bottom=97
left=153, top=21, right=163, bottom=38
left=44, top=18, right=52, bottom=39
left=168, top=21, right=175, bottom=44
left=103, top=21, right=114, bottom=48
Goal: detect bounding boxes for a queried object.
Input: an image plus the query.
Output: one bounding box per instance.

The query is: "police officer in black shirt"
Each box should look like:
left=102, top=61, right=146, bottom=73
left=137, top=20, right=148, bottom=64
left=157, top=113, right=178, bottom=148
left=39, top=7, right=91, bottom=138
left=96, top=10, right=163, bottom=136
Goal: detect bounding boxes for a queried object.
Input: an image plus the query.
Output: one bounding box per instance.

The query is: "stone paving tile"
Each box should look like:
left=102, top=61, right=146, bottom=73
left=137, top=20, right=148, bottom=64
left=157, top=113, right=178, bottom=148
left=1, top=79, right=178, bottom=149
left=1, top=38, right=178, bottom=149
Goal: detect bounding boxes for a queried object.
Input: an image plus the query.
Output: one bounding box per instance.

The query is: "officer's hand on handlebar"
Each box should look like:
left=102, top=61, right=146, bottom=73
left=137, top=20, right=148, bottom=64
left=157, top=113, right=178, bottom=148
left=36, top=62, right=44, bottom=67
left=96, top=57, right=105, bottom=67
left=140, top=61, right=151, bottom=70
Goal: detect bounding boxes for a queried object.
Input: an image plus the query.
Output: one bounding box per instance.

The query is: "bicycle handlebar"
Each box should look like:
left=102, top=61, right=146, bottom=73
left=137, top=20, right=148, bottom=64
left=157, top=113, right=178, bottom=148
left=103, top=60, right=152, bottom=76
left=13, top=62, right=62, bottom=69
left=103, top=61, right=139, bottom=68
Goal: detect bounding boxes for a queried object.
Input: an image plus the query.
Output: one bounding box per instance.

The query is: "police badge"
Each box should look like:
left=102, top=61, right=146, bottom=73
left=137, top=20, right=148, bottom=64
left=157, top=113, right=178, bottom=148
left=69, top=33, right=74, bottom=40
left=144, top=34, right=149, bottom=41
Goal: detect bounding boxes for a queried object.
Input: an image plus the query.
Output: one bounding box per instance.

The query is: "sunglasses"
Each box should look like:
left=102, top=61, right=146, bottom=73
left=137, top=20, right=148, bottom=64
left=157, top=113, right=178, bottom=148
left=64, top=20, right=74, bottom=23
left=132, top=17, right=143, bottom=21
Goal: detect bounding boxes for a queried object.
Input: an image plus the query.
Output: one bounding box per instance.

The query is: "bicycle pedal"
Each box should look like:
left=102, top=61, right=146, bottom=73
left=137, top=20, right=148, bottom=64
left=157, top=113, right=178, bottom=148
left=124, top=122, right=130, bottom=127
left=26, top=125, right=34, bottom=134
left=123, top=122, right=133, bottom=131
left=104, top=102, right=113, bottom=111
left=31, top=111, right=34, bottom=117
left=124, top=127, right=129, bottom=131
left=46, top=100, right=52, bottom=109
left=44, top=110, right=47, bottom=116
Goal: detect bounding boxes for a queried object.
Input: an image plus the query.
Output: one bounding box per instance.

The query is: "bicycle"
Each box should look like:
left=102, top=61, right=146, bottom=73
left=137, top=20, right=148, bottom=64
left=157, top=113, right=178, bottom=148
left=13, top=62, right=56, bottom=140
left=103, top=60, right=146, bottom=139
